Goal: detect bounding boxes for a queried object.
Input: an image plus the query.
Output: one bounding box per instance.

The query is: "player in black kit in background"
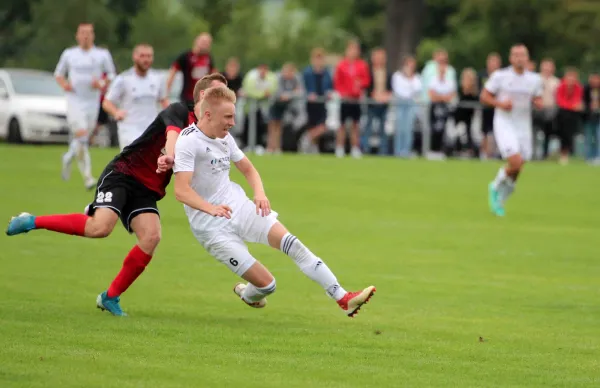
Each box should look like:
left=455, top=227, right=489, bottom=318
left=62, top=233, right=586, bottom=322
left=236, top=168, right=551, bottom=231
left=5, top=73, right=228, bottom=317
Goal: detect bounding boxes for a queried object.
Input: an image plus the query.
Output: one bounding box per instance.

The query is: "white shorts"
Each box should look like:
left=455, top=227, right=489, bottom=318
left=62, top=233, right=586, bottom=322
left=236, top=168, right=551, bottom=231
left=192, top=198, right=279, bottom=276
left=67, top=106, right=99, bottom=134
left=117, top=127, right=144, bottom=151
left=493, top=121, right=533, bottom=161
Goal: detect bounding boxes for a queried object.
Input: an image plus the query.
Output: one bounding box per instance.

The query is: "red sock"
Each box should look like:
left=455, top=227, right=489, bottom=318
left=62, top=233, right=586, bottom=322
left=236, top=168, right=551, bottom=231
left=107, top=245, right=153, bottom=298
left=34, top=214, right=88, bottom=236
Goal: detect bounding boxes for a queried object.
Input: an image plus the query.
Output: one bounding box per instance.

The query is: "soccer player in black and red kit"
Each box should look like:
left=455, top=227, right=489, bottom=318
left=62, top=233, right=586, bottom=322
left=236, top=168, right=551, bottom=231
left=6, top=73, right=228, bottom=316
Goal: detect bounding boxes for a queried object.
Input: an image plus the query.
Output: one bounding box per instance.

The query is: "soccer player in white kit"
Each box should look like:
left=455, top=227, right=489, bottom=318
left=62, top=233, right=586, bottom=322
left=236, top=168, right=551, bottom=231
left=173, top=86, right=375, bottom=317
left=102, top=44, right=169, bottom=151
left=55, top=23, right=116, bottom=190
left=480, top=44, right=544, bottom=217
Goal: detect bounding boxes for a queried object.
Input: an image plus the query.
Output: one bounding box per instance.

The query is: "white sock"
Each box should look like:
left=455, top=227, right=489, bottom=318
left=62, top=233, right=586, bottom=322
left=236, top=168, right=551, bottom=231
left=499, top=177, right=515, bottom=203
left=76, top=137, right=93, bottom=181
left=241, top=279, right=276, bottom=303
left=63, top=139, right=79, bottom=162
left=280, top=233, right=347, bottom=301
left=492, top=166, right=507, bottom=190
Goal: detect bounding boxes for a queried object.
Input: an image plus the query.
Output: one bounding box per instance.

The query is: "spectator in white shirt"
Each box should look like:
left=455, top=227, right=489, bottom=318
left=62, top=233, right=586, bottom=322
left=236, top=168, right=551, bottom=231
left=391, top=55, right=421, bottom=157
left=428, top=62, right=457, bottom=157
left=538, top=58, right=560, bottom=159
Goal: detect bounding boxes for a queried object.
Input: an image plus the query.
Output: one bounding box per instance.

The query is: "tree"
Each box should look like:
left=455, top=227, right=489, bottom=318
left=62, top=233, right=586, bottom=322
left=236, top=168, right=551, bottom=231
left=127, top=0, right=209, bottom=70
left=182, top=0, right=233, bottom=38
left=14, top=0, right=118, bottom=71
left=384, top=0, right=426, bottom=71
left=0, top=0, right=40, bottom=67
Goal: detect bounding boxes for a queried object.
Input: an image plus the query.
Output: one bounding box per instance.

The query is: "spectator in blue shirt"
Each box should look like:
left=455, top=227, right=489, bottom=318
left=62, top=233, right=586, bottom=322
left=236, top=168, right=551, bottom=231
left=300, top=48, right=333, bottom=153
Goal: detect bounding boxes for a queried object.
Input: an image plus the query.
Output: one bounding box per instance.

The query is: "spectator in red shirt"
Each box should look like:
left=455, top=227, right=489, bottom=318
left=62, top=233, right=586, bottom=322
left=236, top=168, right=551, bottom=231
left=166, top=33, right=216, bottom=106
left=556, top=67, right=584, bottom=165
left=333, top=39, right=370, bottom=158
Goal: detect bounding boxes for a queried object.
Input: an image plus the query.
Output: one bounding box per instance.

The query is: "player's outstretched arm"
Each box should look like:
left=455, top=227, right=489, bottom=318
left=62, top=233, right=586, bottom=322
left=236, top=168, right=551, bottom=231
left=173, top=172, right=232, bottom=219
left=234, top=157, right=271, bottom=216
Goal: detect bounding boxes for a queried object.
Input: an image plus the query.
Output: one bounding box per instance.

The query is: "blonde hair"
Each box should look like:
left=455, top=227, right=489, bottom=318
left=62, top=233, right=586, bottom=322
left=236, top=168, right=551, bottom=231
left=460, top=67, right=478, bottom=94
left=199, top=86, right=237, bottom=115
left=192, top=73, right=228, bottom=104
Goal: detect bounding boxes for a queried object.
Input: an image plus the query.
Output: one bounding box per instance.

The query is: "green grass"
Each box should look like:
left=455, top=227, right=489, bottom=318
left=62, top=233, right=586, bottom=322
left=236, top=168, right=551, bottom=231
left=0, top=144, right=599, bottom=387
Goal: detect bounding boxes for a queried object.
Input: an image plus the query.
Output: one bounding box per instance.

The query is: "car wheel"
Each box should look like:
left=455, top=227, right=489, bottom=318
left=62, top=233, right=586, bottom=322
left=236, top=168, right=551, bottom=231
left=7, top=118, right=23, bottom=144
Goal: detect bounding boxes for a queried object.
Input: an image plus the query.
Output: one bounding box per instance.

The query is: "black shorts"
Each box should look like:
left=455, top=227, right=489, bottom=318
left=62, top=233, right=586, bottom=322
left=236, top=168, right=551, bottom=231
left=87, top=167, right=160, bottom=233
left=482, top=109, right=494, bottom=134
left=340, top=102, right=362, bottom=123
left=97, top=105, right=109, bottom=125
left=270, top=102, right=290, bottom=121
left=306, top=102, right=327, bottom=127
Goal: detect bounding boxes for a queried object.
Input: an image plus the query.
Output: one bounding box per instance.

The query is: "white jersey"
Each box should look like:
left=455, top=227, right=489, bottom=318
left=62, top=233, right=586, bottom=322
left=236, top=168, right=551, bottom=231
left=54, top=46, right=116, bottom=110
left=484, top=66, right=542, bottom=132
left=173, top=124, right=246, bottom=233
left=105, top=68, right=166, bottom=147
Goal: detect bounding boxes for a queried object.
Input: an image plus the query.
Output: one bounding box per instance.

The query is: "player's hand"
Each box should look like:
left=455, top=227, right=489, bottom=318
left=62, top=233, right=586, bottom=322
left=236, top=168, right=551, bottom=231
left=156, top=155, right=174, bottom=173
left=308, top=93, right=317, bottom=102
left=498, top=100, right=513, bottom=112
left=533, top=98, right=544, bottom=110
left=91, top=79, right=104, bottom=90
left=254, top=193, right=271, bottom=217
left=114, top=110, right=127, bottom=121
left=62, top=83, right=74, bottom=92
left=208, top=204, right=232, bottom=219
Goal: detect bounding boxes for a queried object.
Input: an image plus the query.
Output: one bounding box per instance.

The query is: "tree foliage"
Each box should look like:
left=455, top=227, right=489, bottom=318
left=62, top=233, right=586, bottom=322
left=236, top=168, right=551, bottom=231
left=0, top=0, right=597, bottom=75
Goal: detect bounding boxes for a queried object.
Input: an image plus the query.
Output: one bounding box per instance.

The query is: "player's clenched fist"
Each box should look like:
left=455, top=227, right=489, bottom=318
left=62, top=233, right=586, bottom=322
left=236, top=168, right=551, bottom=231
left=254, top=193, right=271, bottom=217
left=156, top=155, right=174, bottom=173
left=208, top=204, right=232, bottom=219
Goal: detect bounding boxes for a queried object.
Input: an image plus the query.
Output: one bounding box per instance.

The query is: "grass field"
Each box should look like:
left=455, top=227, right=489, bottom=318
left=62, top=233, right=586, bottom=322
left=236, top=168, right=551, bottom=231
left=0, top=144, right=598, bottom=387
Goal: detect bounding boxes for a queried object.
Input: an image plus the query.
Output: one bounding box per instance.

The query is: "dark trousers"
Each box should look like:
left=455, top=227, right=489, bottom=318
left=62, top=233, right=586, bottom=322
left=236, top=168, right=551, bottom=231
left=453, top=108, right=475, bottom=153
left=243, top=109, right=267, bottom=148
left=430, top=102, right=449, bottom=152
left=557, top=109, right=581, bottom=153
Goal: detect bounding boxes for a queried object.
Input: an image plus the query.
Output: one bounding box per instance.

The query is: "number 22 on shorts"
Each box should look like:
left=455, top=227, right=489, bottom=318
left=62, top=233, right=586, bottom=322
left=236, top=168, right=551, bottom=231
left=96, top=191, right=113, bottom=203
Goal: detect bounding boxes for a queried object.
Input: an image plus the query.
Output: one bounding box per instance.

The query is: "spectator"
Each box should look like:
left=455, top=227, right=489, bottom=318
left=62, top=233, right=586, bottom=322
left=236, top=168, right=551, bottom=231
left=527, top=59, right=537, bottom=72
left=583, top=72, right=600, bottom=163
left=556, top=67, right=584, bottom=165
left=267, top=62, right=304, bottom=154
left=222, top=57, right=243, bottom=96
left=333, top=39, right=370, bottom=158
left=478, top=52, right=502, bottom=160
left=453, top=67, right=479, bottom=157
left=166, top=33, right=216, bottom=105
left=362, top=47, right=392, bottom=155
left=301, top=47, right=333, bottom=154
left=427, top=61, right=457, bottom=159
left=538, top=58, right=560, bottom=159
left=241, top=63, right=277, bottom=152
left=391, top=55, right=421, bottom=158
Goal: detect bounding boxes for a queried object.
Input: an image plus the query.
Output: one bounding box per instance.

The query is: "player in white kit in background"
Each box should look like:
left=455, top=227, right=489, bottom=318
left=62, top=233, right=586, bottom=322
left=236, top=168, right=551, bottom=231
left=480, top=44, right=543, bottom=217
left=54, top=23, right=116, bottom=190
left=173, top=86, right=375, bottom=317
left=102, top=44, right=169, bottom=151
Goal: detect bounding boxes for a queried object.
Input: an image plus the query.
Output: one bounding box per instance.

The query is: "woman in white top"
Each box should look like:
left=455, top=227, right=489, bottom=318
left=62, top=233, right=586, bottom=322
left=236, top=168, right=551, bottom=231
left=428, top=62, right=457, bottom=155
left=391, top=56, right=422, bottom=157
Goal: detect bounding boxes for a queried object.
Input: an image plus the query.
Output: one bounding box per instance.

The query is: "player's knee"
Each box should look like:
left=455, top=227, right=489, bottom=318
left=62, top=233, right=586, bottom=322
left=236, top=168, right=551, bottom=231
left=86, top=219, right=114, bottom=238
left=139, top=229, right=161, bottom=252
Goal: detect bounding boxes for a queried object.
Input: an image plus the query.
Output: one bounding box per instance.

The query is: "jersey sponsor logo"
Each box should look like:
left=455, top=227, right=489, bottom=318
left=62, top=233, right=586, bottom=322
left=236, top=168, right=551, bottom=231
left=210, top=156, right=230, bottom=165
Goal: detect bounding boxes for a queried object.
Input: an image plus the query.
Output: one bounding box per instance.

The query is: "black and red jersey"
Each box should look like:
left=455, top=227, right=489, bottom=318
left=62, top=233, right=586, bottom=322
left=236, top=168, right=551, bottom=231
left=172, top=51, right=215, bottom=103
left=110, top=102, right=196, bottom=199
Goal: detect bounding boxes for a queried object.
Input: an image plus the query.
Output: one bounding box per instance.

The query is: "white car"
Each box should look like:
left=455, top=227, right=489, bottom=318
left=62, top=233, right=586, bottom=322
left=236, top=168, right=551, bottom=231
left=0, top=68, right=69, bottom=143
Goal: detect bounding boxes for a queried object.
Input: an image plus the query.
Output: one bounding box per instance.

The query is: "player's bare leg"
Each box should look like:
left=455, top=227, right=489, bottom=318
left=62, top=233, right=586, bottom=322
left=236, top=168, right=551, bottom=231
left=335, top=123, right=346, bottom=158
left=97, top=212, right=161, bottom=317
left=489, top=153, right=524, bottom=217
left=349, top=121, right=362, bottom=159
left=63, top=128, right=95, bottom=190
left=6, top=207, right=118, bottom=237
left=267, top=120, right=282, bottom=154
left=233, top=261, right=275, bottom=308
left=266, top=222, right=375, bottom=317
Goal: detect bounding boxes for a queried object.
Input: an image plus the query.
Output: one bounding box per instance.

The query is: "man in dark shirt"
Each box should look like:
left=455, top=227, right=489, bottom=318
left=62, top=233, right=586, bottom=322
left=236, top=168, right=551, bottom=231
left=478, top=52, right=501, bottom=159
left=6, top=73, right=228, bottom=317
left=166, top=33, right=217, bottom=105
